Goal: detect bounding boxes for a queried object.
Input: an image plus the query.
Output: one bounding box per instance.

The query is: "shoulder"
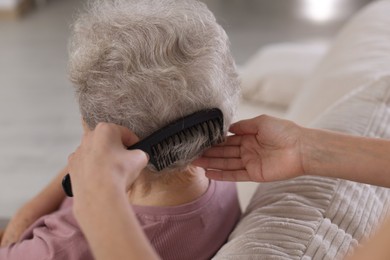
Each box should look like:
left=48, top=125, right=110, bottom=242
left=5, top=198, right=93, bottom=260
left=213, top=180, right=239, bottom=203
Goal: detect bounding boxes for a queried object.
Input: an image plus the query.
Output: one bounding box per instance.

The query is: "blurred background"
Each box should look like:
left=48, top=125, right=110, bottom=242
left=0, top=0, right=376, bottom=219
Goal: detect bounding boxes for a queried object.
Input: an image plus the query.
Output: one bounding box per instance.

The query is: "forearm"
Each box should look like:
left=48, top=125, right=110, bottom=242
left=74, top=187, right=159, bottom=260
left=19, top=167, right=67, bottom=218
left=303, top=128, right=390, bottom=187
left=1, top=167, right=67, bottom=246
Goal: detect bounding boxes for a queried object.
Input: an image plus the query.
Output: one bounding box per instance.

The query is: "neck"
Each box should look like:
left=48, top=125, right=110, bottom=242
left=128, top=166, right=209, bottom=207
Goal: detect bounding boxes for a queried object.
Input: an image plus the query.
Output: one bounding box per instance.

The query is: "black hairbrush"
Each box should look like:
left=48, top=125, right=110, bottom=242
left=62, top=108, right=224, bottom=197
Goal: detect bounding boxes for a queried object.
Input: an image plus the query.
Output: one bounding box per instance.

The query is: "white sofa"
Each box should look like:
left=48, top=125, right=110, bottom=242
left=224, top=1, right=390, bottom=259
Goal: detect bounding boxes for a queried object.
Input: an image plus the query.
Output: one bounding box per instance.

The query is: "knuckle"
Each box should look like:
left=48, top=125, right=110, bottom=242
left=258, top=114, right=269, bottom=120
left=68, top=153, right=74, bottom=162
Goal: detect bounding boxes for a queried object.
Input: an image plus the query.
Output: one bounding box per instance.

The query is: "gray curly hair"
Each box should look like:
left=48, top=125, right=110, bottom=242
left=68, top=0, right=240, bottom=172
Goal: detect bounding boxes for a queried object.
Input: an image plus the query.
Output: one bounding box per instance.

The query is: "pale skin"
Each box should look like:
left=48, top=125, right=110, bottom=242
left=194, top=114, right=390, bottom=187
left=0, top=120, right=208, bottom=248
left=68, top=122, right=160, bottom=260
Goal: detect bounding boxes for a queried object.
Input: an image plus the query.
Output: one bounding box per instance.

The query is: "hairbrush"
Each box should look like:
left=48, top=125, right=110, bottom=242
left=62, top=108, right=224, bottom=197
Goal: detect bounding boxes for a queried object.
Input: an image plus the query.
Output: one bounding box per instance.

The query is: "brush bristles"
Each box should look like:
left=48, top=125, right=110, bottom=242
left=151, top=118, right=223, bottom=171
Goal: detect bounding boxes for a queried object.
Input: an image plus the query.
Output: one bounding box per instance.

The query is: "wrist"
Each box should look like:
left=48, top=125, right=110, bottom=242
left=14, top=200, right=42, bottom=220
left=73, top=183, right=127, bottom=220
left=299, top=127, right=322, bottom=176
left=300, top=127, right=348, bottom=179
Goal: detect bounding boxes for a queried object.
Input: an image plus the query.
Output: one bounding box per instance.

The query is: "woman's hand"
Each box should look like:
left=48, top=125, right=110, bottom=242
left=68, top=122, right=148, bottom=204
left=194, top=115, right=306, bottom=182
left=195, top=114, right=390, bottom=188
left=68, top=122, right=159, bottom=260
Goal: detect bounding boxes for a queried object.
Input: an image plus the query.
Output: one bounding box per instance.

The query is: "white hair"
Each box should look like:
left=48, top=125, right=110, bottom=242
left=68, top=0, right=240, bottom=172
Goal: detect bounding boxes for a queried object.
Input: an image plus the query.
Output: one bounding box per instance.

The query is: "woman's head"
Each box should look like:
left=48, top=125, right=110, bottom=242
left=68, top=0, right=240, bottom=172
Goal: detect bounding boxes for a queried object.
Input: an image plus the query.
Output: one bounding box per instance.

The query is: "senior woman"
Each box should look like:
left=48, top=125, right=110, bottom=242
left=0, top=0, right=241, bottom=259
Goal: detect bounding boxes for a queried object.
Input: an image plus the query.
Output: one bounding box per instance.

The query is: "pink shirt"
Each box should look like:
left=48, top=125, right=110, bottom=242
left=0, top=180, right=240, bottom=260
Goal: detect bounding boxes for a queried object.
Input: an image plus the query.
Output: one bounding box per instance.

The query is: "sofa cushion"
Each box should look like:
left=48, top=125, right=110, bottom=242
left=214, top=75, right=390, bottom=259
left=287, top=0, right=390, bottom=126
left=240, top=42, right=328, bottom=108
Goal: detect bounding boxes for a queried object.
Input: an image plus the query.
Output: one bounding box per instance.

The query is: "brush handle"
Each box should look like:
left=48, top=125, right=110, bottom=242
left=62, top=174, right=73, bottom=197
left=61, top=144, right=149, bottom=197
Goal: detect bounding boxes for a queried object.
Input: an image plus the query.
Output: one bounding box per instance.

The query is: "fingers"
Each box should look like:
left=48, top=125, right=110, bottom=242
left=229, top=117, right=261, bottom=135
left=202, top=146, right=241, bottom=158
left=93, top=123, right=140, bottom=148
left=197, top=135, right=243, bottom=159
left=194, top=157, right=244, bottom=171
left=118, top=127, right=140, bottom=147
left=205, top=170, right=251, bottom=182
left=121, top=150, right=149, bottom=188
left=193, top=138, right=242, bottom=169
left=1, top=230, right=17, bottom=247
left=68, top=152, right=76, bottom=163
left=125, top=149, right=149, bottom=171
left=217, top=135, right=242, bottom=146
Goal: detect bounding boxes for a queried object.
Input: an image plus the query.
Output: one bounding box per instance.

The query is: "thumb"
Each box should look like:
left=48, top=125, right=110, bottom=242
left=115, top=125, right=140, bottom=147
left=126, top=149, right=149, bottom=172
left=229, top=117, right=260, bottom=135
left=123, top=150, right=149, bottom=187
